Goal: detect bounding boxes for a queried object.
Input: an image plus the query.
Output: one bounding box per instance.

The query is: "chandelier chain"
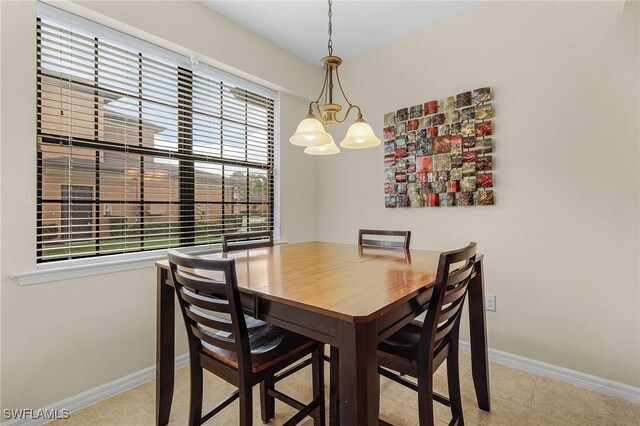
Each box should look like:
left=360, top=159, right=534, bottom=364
left=327, top=0, right=333, bottom=55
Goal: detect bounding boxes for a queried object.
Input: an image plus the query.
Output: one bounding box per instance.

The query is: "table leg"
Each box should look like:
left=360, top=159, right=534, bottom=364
left=468, top=258, right=491, bottom=411
left=337, top=321, right=379, bottom=425
left=329, top=346, right=339, bottom=426
left=156, top=268, right=175, bottom=426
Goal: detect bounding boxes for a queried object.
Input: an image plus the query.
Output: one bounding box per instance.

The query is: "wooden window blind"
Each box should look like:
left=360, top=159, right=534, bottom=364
left=36, top=6, right=276, bottom=263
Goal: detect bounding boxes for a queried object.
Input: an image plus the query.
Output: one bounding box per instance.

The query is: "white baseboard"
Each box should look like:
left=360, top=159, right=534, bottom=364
left=459, top=341, right=640, bottom=404
left=1, top=354, right=189, bottom=426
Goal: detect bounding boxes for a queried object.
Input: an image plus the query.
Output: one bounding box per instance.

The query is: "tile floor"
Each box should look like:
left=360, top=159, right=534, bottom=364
left=51, top=352, right=640, bottom=426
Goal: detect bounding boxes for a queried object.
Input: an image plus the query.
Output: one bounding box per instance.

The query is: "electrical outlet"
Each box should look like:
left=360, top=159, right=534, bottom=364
left=485, top=294, right=496, bottom=312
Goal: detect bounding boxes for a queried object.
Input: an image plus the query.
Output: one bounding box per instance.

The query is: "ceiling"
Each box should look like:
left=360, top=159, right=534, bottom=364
left=201, top=1, right=480, bottom=66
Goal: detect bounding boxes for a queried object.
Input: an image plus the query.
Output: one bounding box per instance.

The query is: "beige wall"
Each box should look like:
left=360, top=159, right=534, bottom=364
left=319, top=1, right=640, bottom=387
left=2, top=0, right=638, bottom=413
left=1, top=0, right=320, bottom=410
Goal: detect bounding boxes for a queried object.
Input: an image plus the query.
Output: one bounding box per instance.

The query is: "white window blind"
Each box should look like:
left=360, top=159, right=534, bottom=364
left=36, top=5, right=276, bottom=263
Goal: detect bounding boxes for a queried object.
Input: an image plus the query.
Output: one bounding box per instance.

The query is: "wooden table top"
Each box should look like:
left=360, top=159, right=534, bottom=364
left=157, top=241, right=449, bottom=322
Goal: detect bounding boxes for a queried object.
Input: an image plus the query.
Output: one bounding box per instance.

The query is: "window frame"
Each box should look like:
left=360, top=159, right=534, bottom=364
left=35, top=6, right=279, bottom=265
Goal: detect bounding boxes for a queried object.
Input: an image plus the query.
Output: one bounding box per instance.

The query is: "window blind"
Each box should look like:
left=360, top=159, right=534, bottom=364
left=36, top=5, right=276, bottom=263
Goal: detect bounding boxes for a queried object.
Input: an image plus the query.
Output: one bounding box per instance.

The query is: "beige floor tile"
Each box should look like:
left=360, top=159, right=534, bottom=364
left=394, top=361, right=514, bottom=426
left=464, top=362, right=537, bottom=408
left=432, top=351, right=471, bottom=379
left=531, top=377, right=637, bottom=426
left=380, top=371, right=474, bottom=425
left=458, top=351, right=472, bottom=368
left=488, top=363, right=537, bottom=408
left=49, top=382, right=155, bottom=425
left=380, top=374, right=418, bottom=407
left=379, top=393, right=419, bottom=426
left=460, top=393, right=530, bottom=426
left=51, top=360, right=636, bottom=426
left=458, top=356, right=537, bottom=408
left=380, top=371, right=451, bottom=400
left=527, top=410, right=579, bottom=426
left=51, top=365, right=324, bottom=426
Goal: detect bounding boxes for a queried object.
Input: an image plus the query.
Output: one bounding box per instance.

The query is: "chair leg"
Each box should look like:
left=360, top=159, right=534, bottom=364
left=239, top=383, right=253, bottom=426
left=447, top=335, right=464, bottom=425
left=260, top=377, right=276, bottom=423
left=329, top=346, right=339, bottom=426
left=188, top=361, right=204, bottom=426
left=311, top=346, right=326, bottom=426
left=417, top=371, right=435, bottom=426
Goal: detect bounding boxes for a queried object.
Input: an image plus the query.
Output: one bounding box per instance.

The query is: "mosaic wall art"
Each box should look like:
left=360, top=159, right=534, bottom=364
left=383, top=87, right=495, bottom=208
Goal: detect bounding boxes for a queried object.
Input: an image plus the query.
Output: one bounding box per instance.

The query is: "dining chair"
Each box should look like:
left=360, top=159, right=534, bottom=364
left=358, top=229, right=411, bottom=249
left=377, top=242, right=477, bottom=426
left=167, top=250, right=325, bottom=426
left=221, top=230, right=273, bottom=253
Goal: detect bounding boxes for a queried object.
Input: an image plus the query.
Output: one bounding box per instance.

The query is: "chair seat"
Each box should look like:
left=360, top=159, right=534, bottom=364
left=378, top=320, right=449, bottom=375
left=203, top=317, right=315, bottom=373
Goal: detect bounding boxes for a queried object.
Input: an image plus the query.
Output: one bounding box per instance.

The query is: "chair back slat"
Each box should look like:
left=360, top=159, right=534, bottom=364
left=184, top=304, right=234, bottom=333
left=419, top=242, right=477, bottom=359
left=358, top=229, right=411, bottom=249
left=180, top=288, right=231, bottom=314
left=442, top=280, right=470, bottom=306
left=446, top=260, right=475, bottom=287
left=360, top=238, right=406, bottom=249
left=168, top=250, right=252, bottom=374
left=191, top=324, right=237, bottom=351
left=437, top=297, right=465, bottom=324
left=434, top=317, right=459, bottom=344
left=442, top=244, right=478, bottom=264
left=222, top=231, right=273, bottom=253
left=170, top=252, right=232, bottom=270
left=174, top=270, right=227, bottom=296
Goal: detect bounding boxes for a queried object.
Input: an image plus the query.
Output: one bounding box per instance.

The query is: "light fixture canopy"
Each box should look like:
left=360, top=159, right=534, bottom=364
left=290, top=0, right=380, bottom=155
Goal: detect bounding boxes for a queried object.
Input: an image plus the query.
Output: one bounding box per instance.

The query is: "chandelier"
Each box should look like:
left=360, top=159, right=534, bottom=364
left=289, top=0, right=380, bottom=155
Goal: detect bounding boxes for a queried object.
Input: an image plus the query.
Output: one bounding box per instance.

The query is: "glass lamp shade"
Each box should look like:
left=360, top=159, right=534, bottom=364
left=304, top=135, right=340, bottom=156
left=289, top=114, right=332, bottom=147
left=339, top=117, right=381, bottom=149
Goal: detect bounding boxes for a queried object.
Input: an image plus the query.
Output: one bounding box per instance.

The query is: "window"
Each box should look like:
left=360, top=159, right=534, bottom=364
left=36, top=6, right=276, bottom=263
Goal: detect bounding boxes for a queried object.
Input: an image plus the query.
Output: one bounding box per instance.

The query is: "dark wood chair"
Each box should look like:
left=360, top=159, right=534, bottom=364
left=358, top=229, right=411, bottom=250
left=167, top=250, right=324, bottom=426
left=221, top=230, right=273, bottom=253
left=377, top=242, right=477, bottom=426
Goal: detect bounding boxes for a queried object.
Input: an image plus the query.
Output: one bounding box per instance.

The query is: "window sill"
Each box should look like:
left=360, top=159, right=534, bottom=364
left=11, top=241, right=288, bottom=286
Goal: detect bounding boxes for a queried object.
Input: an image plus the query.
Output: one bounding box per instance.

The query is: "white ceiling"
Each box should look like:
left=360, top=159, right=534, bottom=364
left=201, top=1, right=480, bottom=66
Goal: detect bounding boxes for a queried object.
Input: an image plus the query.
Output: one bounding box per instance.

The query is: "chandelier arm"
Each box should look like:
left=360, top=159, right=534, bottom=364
left=314, top=67, right=330, bottom=105
left=309, top=101, right=325, bottom=123
left=331, top=104, right=359, bottom=124
left=334, top=66, right=357, bottom=110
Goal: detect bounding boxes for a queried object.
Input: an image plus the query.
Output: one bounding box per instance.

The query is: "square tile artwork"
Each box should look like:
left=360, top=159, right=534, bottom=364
left=383, top=87, right=495, bottom=207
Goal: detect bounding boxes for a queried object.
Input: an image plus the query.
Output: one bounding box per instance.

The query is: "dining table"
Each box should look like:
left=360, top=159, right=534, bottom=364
left=155, top=241, right=490, bottom=425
